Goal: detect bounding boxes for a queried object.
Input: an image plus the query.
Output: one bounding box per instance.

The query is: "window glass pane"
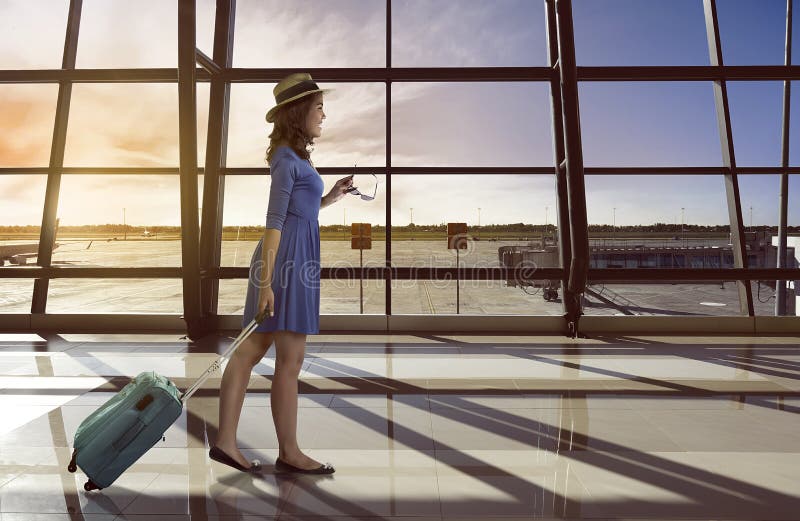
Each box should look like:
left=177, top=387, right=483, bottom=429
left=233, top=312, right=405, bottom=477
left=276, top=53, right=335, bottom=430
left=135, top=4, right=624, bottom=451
left=218, top=279, right=387, bottom=315
left=579, top=82, right=721, bottom=167
left=0, top=175, right=48, bottom=278
left=392, top=0, right=546, bottom=67
left=728, top=82, right=783, bottom=167
left=227, top=83, right=385, bottom=168
left=0, top=174, right=48, bottom=225
left=0, top=280, right=33, bottom=313
left=47, top=279, right=183, bottom=313
left=795, top=0, right=800, bottom=65
left=582, top=282, right=744, bottom=316
left=233, top=0, right=385, bottom=68
left=787, top=175, right=800, bottom=316
left=76, top=0, right=177, bottom=68
left=221, top=174, right=387, bottom=267
left=717, top=0, right=787, bottom=65
left=390, top=174, right=559, bottom=315
left=64, top=84, right=179, bottom=167
left=585, top=175, right=744, bottom=315
left=0, top=0, right=69, bottom=69
left=573, top=0, right=709, bottom=66
left=54, top=175, right=191, bottom=267
left=738, top=174, right=786, bottom=316
left=391, top=280, right=557, bottom=316
left=0, top=85, right=59, bottom=167
left=392, top=83, right=552, bottom=167
left=197, top=0, right=216, bottom=58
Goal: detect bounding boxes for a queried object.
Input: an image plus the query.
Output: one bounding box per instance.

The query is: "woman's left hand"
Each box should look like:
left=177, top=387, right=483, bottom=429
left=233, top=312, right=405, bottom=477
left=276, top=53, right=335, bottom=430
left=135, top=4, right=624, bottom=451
left=328, top=174, right=355, bottom=204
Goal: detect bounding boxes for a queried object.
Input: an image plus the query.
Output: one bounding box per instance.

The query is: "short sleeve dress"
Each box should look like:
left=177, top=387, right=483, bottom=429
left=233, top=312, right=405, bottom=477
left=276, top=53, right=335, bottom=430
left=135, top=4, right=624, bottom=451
left=242, top=145, right=324, bottom=334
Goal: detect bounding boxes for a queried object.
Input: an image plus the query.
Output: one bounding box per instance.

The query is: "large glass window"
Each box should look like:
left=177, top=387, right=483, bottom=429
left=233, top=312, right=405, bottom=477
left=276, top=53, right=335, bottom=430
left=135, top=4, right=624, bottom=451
left=76, top=0, right=178, bottom=68
left=64, top=84, right=179, bottom=167
left=0, top=0, right=69, bottom=69
left=0, top=174, right=48, bottom=312
left=227, top=83, right=386, bottom=168
left=716, top=0, right=788, bottom=65
left=584, top=175, right=742, bottom=316
left=392, top=0, right=547, bottom=67
left=580, top=82, right=721, bottom=167
left=573, top=0, right=709, bottom=66
left=390, top=174, right=559, bottom=315
left=53, top=175, right=204, bottom=268
left=47, top=279, right=183, bottom=314
left=233, top=0, right=385, bottom=68
left=728, top=82, right=783, bottom=167
left=0, top=85, right=60, bottom=168
left=392, top=83, right=552, bottom=167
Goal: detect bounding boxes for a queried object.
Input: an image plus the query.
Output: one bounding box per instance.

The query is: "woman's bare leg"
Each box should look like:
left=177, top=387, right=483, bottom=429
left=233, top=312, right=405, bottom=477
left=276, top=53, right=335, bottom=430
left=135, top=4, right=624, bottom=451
left=215, top=331, right=273, bottom=468
left=272, top=330, right=322, bottom=469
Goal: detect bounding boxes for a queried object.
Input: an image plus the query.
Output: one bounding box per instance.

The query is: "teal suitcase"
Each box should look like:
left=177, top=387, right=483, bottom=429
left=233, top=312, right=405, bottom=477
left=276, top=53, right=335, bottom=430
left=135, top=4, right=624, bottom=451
left=67, top=309, right=269, bottom=490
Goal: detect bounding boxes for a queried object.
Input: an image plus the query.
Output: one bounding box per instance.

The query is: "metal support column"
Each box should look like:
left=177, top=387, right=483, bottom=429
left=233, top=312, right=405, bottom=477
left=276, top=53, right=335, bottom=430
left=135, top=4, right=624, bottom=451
left=385, top=0, right=393, bottom=316
left=703, top=0, right=755, bottom=316
left=199, top=0, right=236, bottom=320
left=178, top=0, right=204, bottom=338
left=31, top=0, right=82, bottom=314
left=554, top=0, right=590, bottom=337
left=776, top=0, right=793, bottom=315
left=544, top=0, right=574, bottom=321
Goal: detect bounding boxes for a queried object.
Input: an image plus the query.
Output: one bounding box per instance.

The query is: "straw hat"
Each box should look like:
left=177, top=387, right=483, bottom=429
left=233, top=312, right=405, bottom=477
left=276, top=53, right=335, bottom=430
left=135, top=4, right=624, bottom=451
left=265, top=73, right=331, bottom=123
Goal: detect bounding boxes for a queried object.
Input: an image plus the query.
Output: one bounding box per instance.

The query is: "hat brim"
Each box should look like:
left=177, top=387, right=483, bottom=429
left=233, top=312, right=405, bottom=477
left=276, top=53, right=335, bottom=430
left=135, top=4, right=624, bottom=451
left=265, top=88, right=333, bottom=123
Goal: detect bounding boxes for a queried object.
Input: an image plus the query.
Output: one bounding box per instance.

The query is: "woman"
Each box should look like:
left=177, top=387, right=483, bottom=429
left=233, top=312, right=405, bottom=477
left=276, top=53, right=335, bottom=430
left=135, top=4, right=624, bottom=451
left=210, top=73, right=353, bottom=474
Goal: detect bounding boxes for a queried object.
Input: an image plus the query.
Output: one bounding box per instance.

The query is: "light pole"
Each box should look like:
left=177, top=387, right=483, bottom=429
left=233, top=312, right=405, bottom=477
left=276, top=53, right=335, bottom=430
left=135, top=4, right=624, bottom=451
left=544, top=205, right=549, bottom=243
left=477, top=207, right=481, bottom=239
left=410, top=208, right=413, bottom=241
left=681, top=207, right=685, bottom=244
left=123, top=207, right=126, bottom=240
left=612, top=207, right=616, bottom=243
left=749, top=206, right=753, bottom=231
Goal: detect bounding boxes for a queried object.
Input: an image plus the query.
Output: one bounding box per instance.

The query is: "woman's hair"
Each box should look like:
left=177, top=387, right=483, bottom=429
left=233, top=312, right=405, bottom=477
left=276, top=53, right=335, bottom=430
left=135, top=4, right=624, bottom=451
left=265, top=92, right=320, bottom=165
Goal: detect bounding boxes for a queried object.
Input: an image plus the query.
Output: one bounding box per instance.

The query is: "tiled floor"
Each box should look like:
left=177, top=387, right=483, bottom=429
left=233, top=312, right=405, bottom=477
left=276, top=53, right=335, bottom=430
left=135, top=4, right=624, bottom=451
left=0, top=332, right=799, bottom=520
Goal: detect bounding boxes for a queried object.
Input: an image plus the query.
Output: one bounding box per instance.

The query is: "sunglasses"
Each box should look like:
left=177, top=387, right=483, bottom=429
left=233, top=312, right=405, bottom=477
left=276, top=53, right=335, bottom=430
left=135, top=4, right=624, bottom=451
left=345, top=168, right=379, bottom=201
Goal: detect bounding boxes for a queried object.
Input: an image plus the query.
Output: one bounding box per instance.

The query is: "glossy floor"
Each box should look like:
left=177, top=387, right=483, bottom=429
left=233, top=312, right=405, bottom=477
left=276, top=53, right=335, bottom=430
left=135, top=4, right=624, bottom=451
left=0, top=332, right=798, bottom=520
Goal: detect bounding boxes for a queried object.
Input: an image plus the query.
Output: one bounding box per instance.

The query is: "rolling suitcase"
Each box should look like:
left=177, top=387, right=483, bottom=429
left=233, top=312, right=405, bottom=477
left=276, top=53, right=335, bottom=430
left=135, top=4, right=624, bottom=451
left=66, top=307, right=270, bottom=491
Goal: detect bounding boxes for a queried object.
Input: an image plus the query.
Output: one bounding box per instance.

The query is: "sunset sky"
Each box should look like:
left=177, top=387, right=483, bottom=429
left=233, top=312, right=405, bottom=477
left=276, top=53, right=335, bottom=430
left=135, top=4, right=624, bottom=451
left=1, top=0, right=798, bottom=229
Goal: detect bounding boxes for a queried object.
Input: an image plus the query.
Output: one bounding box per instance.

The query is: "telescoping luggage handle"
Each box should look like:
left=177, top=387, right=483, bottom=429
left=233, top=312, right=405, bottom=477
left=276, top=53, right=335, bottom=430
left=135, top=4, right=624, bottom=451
left=180, top=305, right=271, bottom=404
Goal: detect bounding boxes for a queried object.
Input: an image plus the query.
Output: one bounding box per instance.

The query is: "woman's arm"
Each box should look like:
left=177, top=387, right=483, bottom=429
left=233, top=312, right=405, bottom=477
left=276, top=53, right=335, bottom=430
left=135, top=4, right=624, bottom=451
left=259, top=228, right=281, bottom=288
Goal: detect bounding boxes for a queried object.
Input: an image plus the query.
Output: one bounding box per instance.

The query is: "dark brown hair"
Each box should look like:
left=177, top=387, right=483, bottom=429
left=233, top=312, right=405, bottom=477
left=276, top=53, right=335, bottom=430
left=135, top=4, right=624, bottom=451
left=265, top=92, right=321, bottom=165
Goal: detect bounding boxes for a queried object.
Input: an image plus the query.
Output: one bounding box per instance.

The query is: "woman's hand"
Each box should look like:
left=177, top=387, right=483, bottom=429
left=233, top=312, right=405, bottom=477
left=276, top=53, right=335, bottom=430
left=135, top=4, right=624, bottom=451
left=258, top=286, right=274, bottom=318
left=326, top=174, right=355, bottom=204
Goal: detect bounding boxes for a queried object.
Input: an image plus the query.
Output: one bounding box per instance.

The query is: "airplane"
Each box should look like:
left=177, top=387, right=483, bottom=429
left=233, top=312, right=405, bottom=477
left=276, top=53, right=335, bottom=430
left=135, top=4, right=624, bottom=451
left=0, top=219, right=61, bottom=266
left=142, top=228, right=152, bottom=237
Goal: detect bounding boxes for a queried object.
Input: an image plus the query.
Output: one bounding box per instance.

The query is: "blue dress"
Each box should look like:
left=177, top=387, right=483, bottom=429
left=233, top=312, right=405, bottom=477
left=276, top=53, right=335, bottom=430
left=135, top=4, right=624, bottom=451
left=242, top=146, right=324, bottom=334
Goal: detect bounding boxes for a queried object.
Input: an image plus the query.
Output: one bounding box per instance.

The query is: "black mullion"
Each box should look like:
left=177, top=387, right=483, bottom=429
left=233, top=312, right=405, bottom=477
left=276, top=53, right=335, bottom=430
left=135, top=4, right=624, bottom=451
left=199, top=0, right=236, bottom=316
left=554, top=0, right=590, bottom=334
left=544, top=0, right=572, bottom=317
left=385, top=0, right=392, bottom=316
left=177, top=0, right=204, bottom=337
left=776, top=0, right=793, bottom=315
left=31, top=0, right=82, bottom=314
left=703, top=0, right=754, bottom=316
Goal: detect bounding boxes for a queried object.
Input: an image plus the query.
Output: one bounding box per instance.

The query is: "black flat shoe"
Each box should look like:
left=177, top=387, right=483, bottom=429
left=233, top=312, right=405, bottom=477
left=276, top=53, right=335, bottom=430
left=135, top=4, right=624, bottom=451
left=209, top=446, right=261, bottom=473
left=275, top=457, right=335, bottom=475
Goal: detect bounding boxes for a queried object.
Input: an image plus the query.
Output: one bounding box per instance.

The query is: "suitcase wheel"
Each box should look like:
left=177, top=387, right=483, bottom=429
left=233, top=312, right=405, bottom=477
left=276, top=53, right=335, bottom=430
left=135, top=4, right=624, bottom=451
left=67, top=449, right=78, bottom=473
left=84, top=480, right=101, bottom=492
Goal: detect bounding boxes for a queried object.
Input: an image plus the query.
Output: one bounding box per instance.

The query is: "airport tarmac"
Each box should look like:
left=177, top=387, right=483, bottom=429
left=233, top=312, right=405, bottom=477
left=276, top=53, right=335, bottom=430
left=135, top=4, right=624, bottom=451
left=0, top=239, right=793, bottom=317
